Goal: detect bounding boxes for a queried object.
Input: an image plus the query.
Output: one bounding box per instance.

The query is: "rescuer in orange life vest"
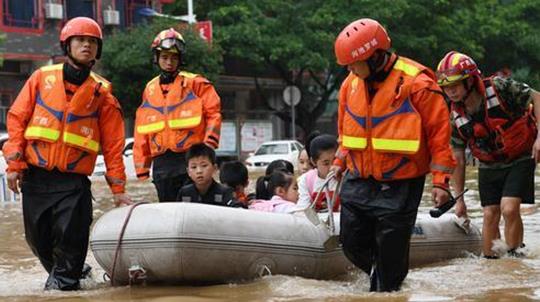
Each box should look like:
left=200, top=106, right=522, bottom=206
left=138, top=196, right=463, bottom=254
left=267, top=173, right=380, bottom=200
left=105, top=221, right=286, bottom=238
left=436, top=51, right=540, bottom=258
left=332, top=18, right=456, bottom=292
left=133, top=28, right=222, bottom=202
left=2, top=17, right=132, bottom=290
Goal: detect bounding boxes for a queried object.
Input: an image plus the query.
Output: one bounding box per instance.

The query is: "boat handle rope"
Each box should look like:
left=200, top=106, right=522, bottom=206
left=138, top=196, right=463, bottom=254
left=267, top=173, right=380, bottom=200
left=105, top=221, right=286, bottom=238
left=308, top=170, right=343, bottom=234
left=108, top=201, right=148, bottom=286
left=429, top=186, right=469, bottom=218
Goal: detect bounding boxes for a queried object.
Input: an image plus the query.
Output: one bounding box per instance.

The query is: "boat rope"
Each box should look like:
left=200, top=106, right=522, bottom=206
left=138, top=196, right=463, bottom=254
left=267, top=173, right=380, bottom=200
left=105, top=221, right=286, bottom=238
left=308, top=170, right=343, bottom=234
left=109, top=201, right=148, bottom=286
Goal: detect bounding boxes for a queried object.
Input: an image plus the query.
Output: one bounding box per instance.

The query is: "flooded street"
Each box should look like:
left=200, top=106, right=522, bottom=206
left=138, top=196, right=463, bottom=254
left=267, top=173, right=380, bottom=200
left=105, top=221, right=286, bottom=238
left=2, top=169, right=540, bottom=301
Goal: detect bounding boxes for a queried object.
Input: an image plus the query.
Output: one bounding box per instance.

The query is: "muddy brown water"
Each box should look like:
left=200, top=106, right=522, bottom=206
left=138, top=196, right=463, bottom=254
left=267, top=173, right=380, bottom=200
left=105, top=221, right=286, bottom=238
left=2, top=169, right=540, bottom=301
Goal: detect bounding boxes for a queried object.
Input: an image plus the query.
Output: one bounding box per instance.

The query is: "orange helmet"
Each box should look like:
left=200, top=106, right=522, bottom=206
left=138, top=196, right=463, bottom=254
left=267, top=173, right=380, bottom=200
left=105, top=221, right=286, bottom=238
left=60, top=17, right=103, bottom=59
left=436, top=51, right=480, bottom=86
left=334, top=18, right=391, bottom=66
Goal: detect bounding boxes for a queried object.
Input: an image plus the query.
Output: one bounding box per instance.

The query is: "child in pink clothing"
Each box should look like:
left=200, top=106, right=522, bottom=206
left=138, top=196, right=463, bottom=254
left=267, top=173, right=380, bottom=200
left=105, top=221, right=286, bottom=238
left=297, top=134, right=340, bottom=212
left=249, top=170, right=299, bottom=213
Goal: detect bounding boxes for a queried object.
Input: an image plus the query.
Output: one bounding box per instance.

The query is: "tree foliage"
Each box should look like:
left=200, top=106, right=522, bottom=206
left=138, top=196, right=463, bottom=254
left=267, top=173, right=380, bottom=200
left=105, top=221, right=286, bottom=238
left=168, top=0, right=540, bottom=134
left=100, top=18, right=223, bottom=118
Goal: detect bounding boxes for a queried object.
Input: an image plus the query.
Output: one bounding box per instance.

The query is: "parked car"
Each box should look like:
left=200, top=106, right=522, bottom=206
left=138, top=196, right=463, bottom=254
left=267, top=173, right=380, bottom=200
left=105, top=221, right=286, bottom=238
left=245, top=140, right=303, bottom=173
left=92, top=137, right=137, bottom=180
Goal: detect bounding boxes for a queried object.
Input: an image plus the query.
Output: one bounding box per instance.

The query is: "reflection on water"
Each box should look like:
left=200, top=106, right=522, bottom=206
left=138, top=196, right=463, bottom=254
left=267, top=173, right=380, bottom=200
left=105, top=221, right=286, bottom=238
left=2, top=169, right=540, bottom=302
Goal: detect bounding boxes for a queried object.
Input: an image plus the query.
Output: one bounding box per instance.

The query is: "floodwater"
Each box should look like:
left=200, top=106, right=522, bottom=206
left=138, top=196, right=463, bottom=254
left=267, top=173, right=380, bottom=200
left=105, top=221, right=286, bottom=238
left=2, top=169, right=540, bottom=302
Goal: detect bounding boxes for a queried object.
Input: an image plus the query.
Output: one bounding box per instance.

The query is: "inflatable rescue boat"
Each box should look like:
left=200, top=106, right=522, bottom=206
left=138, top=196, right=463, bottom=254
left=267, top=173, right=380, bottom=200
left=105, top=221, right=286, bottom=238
left=90, top=202, right=481, bottom=285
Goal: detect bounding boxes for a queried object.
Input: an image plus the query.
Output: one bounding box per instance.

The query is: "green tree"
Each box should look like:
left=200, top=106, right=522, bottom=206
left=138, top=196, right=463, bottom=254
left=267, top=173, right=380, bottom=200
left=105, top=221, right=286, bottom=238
left=166, top=0, right=540, bottom=134
left=100, top=18, right=223, bottom=118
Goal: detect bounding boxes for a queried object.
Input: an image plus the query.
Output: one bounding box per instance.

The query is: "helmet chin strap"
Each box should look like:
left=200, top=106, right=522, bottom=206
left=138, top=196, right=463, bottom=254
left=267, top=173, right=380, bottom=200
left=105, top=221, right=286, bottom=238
left=366, top=51, right=390, bottom=82
left=460, top=78, right=476, bottom=103
left=159, top=70, right=179, bottom=84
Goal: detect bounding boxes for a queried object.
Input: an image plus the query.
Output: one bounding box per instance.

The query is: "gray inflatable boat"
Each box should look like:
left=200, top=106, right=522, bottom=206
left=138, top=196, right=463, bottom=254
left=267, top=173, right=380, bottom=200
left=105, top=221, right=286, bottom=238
left=90, top=202, right=481, bottom=285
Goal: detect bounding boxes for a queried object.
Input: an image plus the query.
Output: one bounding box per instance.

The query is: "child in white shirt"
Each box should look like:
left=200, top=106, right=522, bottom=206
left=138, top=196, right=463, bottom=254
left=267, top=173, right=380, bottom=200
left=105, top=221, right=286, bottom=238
left=297, top=134, right=340, bottom=212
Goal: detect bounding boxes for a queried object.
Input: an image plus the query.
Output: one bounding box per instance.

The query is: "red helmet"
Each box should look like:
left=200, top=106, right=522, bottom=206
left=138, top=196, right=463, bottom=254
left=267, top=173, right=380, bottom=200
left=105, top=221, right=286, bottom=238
left=151, top=28, right=186, bottom=66
left=436, top=51, right=480, bottom=86
left=60, top=17, right=103, bottom=59
left=334, top=18, right=391, bottom=65
left=151, top=28, right=185, bottom=53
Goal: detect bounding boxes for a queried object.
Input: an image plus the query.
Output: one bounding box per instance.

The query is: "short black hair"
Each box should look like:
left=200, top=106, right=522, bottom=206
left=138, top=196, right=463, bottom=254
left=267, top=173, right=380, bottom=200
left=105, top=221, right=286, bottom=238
left=220, top=160, right=249, bottom=187
left=310, top=134, right=338, bottom=161
left=304, top=130, right=321, bottom=158
left=186, top=143, right=216, bottom=164
left=265, top=159, right=294, bottom=175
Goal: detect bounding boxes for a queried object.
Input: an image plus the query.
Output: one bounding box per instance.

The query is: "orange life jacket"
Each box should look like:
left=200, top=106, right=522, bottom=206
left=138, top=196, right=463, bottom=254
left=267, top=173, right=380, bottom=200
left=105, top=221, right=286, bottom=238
left=23, top=64, right=109, bottom=175
left=451, top=77, right=537, bottom=163
left=135, top=72, right=209, bottom=156
left=340, top=57, right=441, bottom=181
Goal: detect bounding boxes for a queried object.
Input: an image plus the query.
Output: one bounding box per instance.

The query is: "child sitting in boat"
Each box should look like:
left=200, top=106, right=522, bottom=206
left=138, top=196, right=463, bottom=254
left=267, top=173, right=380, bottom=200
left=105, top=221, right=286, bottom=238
left=255, top=159, right=295, bottom=200
left=219, top=160, right=251, bottom=206
left=297, top=134, right=340, bottom=212
left=249, top=170, right=299, bottom=213
left=175, top=143, right=244, bottom=207
left=298, top=131, right=320, bottom=176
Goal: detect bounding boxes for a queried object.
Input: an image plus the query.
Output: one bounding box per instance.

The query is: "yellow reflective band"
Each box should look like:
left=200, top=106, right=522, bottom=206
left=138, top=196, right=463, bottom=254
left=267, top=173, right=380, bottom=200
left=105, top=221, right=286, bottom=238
left=137, top=121, right=165, bottom=134
left=168, top=116, right=201, bottom=129
left=63, top=132, right=100, bottom=153
left=351, top=77, right=359, bottom=90
left=24, top=126, right=60, bottom=141
left=179, top=71, right=198, bottom=79
left=90, top=72, right=110, bottom=89
left=394, top=60, right=421, bottom=77
left=372, top=138, right=420, bottom=153
left=41, top=64, right=63, bottom=72
left=342, top=135, right=367, bottom=149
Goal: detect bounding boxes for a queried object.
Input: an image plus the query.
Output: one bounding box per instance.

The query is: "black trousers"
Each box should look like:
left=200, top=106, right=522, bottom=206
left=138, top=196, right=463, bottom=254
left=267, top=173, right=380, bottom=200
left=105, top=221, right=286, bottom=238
left=153, top=174, right=189, bottom=202
left=339, top=174, right=425, bottom=292
left=21, top=166, right=92, bottom=290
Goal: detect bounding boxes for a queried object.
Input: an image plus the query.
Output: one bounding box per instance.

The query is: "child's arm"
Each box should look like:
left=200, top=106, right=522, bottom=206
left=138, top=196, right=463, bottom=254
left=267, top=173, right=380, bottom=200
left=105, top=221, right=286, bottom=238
left=296, top=174, right=312, bottom=209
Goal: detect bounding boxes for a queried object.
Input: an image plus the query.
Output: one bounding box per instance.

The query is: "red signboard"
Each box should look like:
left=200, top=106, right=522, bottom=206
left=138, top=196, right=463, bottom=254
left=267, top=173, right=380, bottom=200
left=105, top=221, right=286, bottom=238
left=196, top=21, right=212, bottom=44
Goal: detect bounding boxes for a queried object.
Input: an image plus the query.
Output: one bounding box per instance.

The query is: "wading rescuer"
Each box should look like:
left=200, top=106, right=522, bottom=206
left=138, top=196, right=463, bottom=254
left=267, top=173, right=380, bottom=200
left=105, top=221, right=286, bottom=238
left=2, top=17, right=132, bottom=290
left=133, top=28, right=222, bottom=202
left=436, top=51, right=540, bottom=258
left=332, top=18, right=456, bottom=291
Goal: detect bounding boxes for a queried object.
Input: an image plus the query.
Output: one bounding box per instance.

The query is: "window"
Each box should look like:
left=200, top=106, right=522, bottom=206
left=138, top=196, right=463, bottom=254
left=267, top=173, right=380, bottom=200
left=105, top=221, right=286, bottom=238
left=291, top=143, right=297, bottom=152
left=126, top=0, right=150, bottom=26
left=255, top=143, right=288, bottom=155
left=114, top=0, right=126, bottom=27
left=0, top=92, right=13, bottom=131
left=1, top=0, right=40, bottom=30
left=66, top=0, right=95, bottom=19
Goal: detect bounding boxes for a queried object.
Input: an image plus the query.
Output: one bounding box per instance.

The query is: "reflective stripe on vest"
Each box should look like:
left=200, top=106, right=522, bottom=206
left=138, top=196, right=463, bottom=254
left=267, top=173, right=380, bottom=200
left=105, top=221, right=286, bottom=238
left=137, top=121, right=165, bottom=134
left=342, top=135, right=367, bottom=149
left=485, top=84, right=500, bottom=109
left=24, top=126, right=61, bottom=141
left=168, top=116, right=202, bottom=129
left=372, top=138, right=420, bottom=153
left=394, top=59, right=421, bottom=77
left=63, top=132, right=100, bottom=153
